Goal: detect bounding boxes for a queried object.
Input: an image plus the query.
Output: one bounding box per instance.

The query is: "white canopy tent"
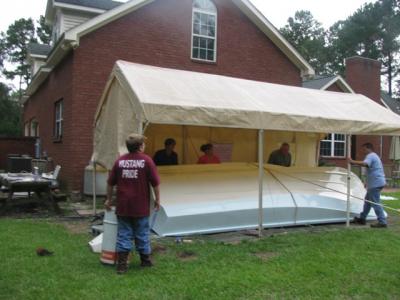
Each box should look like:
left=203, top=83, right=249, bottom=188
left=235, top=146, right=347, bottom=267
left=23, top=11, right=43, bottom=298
left=92, top=61, right=400, bottom=235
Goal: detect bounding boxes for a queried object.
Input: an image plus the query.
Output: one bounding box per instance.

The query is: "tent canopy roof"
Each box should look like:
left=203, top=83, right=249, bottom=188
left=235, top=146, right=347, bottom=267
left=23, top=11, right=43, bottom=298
left=96, top=61, right=400, bottom=136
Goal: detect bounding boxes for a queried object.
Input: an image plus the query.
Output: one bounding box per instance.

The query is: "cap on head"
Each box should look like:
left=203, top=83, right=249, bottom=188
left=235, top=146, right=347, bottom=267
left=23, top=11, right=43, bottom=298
left=126, top=133, right=146, bottom=153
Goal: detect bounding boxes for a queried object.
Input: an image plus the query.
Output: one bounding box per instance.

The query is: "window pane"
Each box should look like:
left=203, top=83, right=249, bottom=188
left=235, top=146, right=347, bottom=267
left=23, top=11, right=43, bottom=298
left=320, top=141, right=331, bottom=156
left=207, top=38, right=214, bottom=50
left=207, top=50, right=214, bottom=61
left=193, top=36, right=200, bottom=47
left=193, top=23, right=200, bottom=34
left=200, top=49, right=207, bottom=59
left=192, top=48, right=199, bottom=58
left=201, top=13, right=207, bottom=24
left=207, top=15, right=215, bottom=27
left=200, top=38, right=207, bottom=48
left=194, top=12, right=201, bottom=24
left=193, top=0, right=216, bottom=12
left=200, top=25, right=208, bottom=36
left=334, top=142, right=345, bottom=156
left=208, top=26, right=215, bottom=37
left=335, top=134, right=345, bottom=141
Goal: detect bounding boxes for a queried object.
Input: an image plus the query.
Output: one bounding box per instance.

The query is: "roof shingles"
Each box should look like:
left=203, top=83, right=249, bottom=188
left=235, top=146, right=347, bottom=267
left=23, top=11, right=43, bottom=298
left=302, top=75, right=337, bottom=90
left=55, top=0, right=122, bottom=10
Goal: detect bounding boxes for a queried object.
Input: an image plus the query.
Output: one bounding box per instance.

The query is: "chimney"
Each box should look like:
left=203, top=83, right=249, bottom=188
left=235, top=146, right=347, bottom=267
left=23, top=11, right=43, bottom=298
left=345, top=56, right=389, bottom=163
left=345, top=56, right=381, bottom=103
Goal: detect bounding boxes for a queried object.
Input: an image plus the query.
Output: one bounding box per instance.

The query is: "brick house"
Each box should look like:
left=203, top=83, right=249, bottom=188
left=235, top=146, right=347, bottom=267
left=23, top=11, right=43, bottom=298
left=303, top=57, right=393, bottom=168
left=23, top=0, right=315, bottom=190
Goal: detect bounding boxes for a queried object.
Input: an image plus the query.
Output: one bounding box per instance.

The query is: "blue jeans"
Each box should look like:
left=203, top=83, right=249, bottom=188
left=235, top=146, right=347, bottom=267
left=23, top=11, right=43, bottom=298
left=116, top=216, right=151, bottom=254
left=360, top=187, right=387, bottom=224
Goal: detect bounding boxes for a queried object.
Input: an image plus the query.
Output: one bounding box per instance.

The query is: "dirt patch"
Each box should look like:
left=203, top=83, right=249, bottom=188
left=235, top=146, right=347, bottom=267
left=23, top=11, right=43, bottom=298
left=152, top=244, right=168, bottom=255
left=60, top=220, right=90, bottom=234
left=254, top=252, right=278, bottom=262
left=177, top=250, right=197, bottom=262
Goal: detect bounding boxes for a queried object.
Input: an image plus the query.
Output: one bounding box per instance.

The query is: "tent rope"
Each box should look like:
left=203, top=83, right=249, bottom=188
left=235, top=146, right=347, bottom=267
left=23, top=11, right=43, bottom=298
left=262, top=166, right=400, bottom=214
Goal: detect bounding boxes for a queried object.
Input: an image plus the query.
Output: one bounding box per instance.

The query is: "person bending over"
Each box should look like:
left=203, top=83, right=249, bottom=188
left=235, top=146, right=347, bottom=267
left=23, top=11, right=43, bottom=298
left=268, top=143, right=291, bottom=167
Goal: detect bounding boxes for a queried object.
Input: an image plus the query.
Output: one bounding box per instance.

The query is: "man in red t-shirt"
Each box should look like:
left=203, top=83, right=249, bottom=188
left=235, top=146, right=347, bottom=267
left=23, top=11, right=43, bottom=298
left=105, top=133, right=160, bottom=274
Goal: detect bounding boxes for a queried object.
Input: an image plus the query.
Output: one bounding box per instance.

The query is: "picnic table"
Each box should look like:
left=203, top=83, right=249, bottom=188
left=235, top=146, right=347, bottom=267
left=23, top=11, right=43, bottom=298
left=0, top=173, right=61, bottom=213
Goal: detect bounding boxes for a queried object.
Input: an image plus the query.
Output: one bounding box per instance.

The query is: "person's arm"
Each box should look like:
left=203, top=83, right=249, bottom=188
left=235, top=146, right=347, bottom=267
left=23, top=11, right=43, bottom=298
left=147, top=157, right=161, bottom=210
left=104, top=184, right=113, bottom=211
left=287, top=153, right=292, bottom=167
left=105, top=162, right=117, bottom=211
left=348, top=158, right=368, bottom=167
left=153, top=185, right=160, bottom=211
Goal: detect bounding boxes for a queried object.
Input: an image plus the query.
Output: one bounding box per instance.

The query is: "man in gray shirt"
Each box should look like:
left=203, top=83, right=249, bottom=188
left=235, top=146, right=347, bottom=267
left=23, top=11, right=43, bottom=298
left=268, top=143, right=291, bottom=167
left=349, top=142, right=387, bottom=228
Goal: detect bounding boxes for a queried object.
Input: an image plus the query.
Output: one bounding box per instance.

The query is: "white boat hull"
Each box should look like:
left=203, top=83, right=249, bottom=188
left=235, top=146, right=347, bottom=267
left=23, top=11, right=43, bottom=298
left=151, top=163, right=380, bottom=236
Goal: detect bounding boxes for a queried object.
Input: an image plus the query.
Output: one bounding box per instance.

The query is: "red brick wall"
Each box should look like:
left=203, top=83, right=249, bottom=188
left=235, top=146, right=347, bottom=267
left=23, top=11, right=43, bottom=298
left=0, top=137, right=35, bottom=170
left=344, top=57, right=389, bottom=162
left=55, top=0, right=302, bottom=189
left=23, top=53, right=74, bottom=189
left=326, top=83, right=343, bottom=93
left=345, top=57, right=381, bottom=103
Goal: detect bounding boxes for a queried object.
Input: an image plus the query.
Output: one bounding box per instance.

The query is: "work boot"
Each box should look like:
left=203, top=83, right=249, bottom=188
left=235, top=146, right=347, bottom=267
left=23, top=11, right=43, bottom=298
left=140, top=253, right=153, bottom=267
left=353, top=216, right=366, bottom=225
left=370, top=223, right=388, bottom=228
left=116, top=252, right=129, bottom=274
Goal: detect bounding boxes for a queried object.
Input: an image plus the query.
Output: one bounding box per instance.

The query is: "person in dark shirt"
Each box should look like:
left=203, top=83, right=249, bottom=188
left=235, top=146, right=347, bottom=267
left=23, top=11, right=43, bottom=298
left=105, top=133, right=160, bottom=274
left=153, top=138, right=178, bottom=166
left=268, top=143, right=292, bottom=167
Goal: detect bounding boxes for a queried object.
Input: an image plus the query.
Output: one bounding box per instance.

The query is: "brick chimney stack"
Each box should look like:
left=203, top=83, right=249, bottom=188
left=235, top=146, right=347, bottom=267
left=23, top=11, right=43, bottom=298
left=345, top=56, right=390, bottom=163
left=345, top=56, right=381, bottom=103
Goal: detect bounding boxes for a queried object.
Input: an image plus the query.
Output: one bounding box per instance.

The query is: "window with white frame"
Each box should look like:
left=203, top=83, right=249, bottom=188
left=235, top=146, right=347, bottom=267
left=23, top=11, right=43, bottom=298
left=191, top=0, right=217, bottom=62
left=320, top=133, right=346, bottom=157
left=54, top=100, right=63, bottom=140
left=24, top=122, right=30, bottom=137
left=30, top=119, right=39, bottom=137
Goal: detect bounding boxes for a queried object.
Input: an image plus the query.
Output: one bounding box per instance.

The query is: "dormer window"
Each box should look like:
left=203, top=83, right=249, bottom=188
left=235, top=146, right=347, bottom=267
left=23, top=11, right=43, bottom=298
left=191, top=0, right=217, bottom=62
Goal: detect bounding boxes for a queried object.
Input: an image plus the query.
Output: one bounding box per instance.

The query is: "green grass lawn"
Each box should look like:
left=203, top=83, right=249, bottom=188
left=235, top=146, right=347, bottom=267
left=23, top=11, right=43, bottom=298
left=1, top=201, right=400, bottom=300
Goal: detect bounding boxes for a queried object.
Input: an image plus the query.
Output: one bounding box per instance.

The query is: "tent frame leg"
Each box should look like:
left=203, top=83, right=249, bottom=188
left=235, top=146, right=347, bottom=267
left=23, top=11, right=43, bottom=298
left=346, top=134, right=352, bottom=227
left=258, top=129, right=264, bottom=237
left=92, top=160, right=97, bottom=216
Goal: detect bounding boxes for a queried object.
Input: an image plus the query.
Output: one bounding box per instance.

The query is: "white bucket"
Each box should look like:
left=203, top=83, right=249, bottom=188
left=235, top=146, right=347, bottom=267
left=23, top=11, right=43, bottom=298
left=100, top=207, right=118, bottom=265
left=88, top=233, right=103, bottom=253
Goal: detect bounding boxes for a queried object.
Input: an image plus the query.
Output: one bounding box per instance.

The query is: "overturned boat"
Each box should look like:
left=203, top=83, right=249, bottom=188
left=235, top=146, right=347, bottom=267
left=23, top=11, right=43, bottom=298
left=151, top=163, right=376, bottom=236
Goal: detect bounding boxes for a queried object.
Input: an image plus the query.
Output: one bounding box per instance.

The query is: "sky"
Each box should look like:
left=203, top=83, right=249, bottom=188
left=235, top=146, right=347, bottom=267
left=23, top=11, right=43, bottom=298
left=0, top=0, right=374, bottom=33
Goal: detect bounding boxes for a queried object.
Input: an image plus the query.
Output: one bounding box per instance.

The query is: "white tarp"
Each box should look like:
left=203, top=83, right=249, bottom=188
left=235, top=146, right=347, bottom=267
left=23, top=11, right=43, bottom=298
left=94, top=60, right=400, bottom=168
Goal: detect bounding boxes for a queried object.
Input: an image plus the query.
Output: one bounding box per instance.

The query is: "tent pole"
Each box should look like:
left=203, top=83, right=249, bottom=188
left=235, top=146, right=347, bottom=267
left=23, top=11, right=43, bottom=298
left=182, top=126, right=187, bottom=164
left=138, top=119, right=143, bottom=134
left=346, top=134, right=352, bottom=227
left=92, top=160, right=97, bottom=216
left=258, top=129, right=264, bottom=237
